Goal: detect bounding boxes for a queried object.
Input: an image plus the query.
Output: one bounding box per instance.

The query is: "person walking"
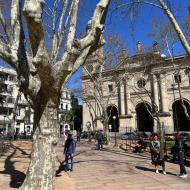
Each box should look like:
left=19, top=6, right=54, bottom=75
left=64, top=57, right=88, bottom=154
left=96, top=130, right=104, bottom=150
left=174, top=133, right=188, bottom=178
left=64, top=133, right=76, bottom=171
left=150, top=134, right=166, bottom=175
left=77, top=131, right=81, bottom=142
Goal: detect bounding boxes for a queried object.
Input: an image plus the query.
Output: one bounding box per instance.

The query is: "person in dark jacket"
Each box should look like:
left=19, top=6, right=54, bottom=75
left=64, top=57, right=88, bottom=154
left=64, top=133, right=76, bottom=171
left=174, top=133, right=188, bottom=178
left=96, top=130, right=104, bottom=150
left=77, top=131, right=81, bottom=142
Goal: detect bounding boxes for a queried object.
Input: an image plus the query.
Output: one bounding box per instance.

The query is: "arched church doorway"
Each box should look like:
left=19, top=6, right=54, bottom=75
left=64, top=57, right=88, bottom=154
left=136, top=102, right=153, bottom=132
left=172, top=100, right=190, bottom=131
left=107, top=106, right=119, bottom=132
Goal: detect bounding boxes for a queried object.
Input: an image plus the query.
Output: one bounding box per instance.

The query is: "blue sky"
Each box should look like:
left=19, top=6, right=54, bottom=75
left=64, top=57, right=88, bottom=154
left=67, top=0, right=190, bottom=101
left=73, top=0, right=189, bottom=53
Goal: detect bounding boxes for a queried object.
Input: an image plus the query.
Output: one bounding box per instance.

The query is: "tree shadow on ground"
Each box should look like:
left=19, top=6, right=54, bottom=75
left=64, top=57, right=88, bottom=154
left=11, top=143, right=31, bottom=157
left=135, top=166, right=176, bottom=176
left=165, top=159, right=190, bottom=168
left=55, top=150, right=90, bottom=176
left=55, top=160, right=67, bottom=176
left=74, top=159, right=130, bottom=164
left=56, top=157, right=73, bottom=176
left=0, top=145, right=26, bottom=188
left=102, top=148, right=150, bottom=160
left=74, top=150, right=89, bottom=157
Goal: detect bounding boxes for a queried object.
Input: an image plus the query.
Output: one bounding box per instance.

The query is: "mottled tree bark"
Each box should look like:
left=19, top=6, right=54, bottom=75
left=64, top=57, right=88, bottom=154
left=20, top=97, right=59, bottom=190
left=0, top=0, right=111, bottom=189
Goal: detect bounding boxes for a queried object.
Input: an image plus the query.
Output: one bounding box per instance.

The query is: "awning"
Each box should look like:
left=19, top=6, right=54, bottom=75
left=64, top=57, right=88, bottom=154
left=0, top=124, right=5, bottom=129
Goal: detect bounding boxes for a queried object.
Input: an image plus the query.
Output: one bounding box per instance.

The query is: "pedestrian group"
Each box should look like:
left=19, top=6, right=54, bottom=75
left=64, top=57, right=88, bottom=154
left=62, top=130, right=188, bottom=178
left=150, top=133, right=188, bottom=178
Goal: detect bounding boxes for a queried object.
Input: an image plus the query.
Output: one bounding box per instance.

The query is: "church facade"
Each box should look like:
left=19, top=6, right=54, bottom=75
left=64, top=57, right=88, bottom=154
left=82, top=44, right=190, bottom=134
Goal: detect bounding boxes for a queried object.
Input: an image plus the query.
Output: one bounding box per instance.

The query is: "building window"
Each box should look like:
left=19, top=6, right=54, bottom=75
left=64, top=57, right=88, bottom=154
left=137, top=78, right=146, bottom=88
left=61, top=104, right=63, bottom=109
left=66, top=92, right=68, bottom=98
left=8, top=86, right=13, bottom=93
left=0, top=96, right=5, bottom=104
left=174, top=74, right=181, bottom=83
left=7, top=97, right=14, bottom=104
left=9, top=76, right=14, bottom=81
left=108, top=84, right=113, bottom=92
left=0, top=84, right=7, bottom=92
left=66, top=104, right=68, bottom=111
left=17, top=108, right=20, bottom=116
left=8, top=108, right=12, bottom=115
left=27, top=126, right=30, bottom=132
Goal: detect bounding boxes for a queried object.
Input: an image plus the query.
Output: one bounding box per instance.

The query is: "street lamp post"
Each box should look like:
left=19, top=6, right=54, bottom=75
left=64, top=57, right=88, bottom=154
left=4, top=115, right=6, bottom=135
left=108, top=124, right=112, bottom=141
left=86, top=121, right=91, bottom=142
left=113, top=116, right=117, bottom=147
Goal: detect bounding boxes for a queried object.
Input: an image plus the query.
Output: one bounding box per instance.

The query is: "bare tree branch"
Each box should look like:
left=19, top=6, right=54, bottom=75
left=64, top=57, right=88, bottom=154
left=157, top=0, right=190, bottom=55
left=0, top=8, right=9, bottom=43
left=110, top=0, right=162, bottom=18
left=10, top=0, right=21, bottom=62
left=52, top=0, right=59, bottom=36
left=56, top=0, right=111, bottom=88
left=0, top=41, right=16, bottom=68
left=23, top=0, right=46, bottom=57
left=44, top=1, right=53, bottom=15
left=66, top=0, right=79, bottom=51
left=165, top=34, right=190, bottom=121
left=51, top=0, right=69, bottom=62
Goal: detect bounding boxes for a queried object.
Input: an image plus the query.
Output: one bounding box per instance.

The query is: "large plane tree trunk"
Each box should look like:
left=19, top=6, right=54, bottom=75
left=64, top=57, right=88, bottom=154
left=20, top=97, right=59, bottom=190
left=0, top=1, right=111, bottom=190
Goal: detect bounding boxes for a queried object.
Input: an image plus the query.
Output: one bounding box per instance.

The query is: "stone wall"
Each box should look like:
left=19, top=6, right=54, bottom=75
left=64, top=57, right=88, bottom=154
left=83, top=53, right=190, bottom=134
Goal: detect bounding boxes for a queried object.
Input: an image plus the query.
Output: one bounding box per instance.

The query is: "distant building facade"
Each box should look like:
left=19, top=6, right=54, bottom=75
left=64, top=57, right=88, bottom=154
left=0, top=67, right=31, bottom=135
left=0, top=67, right=19, bottom=134
left=0, top=66, right=74, bottom=135
left=82, top=44, right=190, bottom=134
left=58, top=88, right=72, bottom=133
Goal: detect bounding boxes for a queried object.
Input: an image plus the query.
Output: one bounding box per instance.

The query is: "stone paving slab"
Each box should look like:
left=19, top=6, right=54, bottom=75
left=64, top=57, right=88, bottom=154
left=68, top=140, right=190, bottom=190
left=0, top=140, right=75, bottom=190
left=0, top=139, right=190, bottom=190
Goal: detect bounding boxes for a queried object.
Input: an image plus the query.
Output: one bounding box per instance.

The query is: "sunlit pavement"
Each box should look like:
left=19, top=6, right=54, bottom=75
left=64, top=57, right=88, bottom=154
left=0, top=140, right=75, bottom=190
left=61, top=139, right=190, bottom=190
left=1, top=139, right=190, bottom=190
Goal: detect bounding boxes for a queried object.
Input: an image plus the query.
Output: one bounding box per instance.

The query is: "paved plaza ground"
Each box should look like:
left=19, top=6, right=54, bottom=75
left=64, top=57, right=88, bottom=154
left=0, top=139, right=190, bottom=190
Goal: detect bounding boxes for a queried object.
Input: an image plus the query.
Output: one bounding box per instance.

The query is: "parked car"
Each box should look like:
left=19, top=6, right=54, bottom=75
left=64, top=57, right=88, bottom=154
left=121, top=132, right=138, bottom=140
left=180, top=132, right=190, bottom=141
left=136, top=132, right=150, bottom=140
left=165, top=134, right=175, bottom=141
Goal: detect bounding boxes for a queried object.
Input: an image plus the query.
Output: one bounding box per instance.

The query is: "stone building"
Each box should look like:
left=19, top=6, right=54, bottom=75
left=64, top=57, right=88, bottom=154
left=82, top=43, right=190, bottom=134
left=58, top=88, right=73, bottom=133
left=0, top=66, right=73, bottom=135
left=0, top=67, right=19, bottom=134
